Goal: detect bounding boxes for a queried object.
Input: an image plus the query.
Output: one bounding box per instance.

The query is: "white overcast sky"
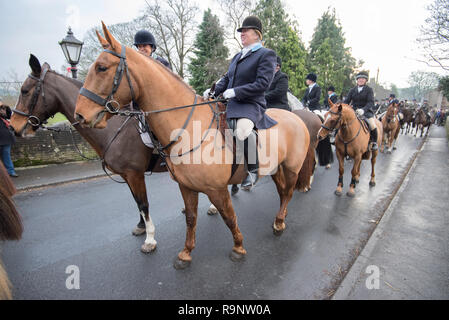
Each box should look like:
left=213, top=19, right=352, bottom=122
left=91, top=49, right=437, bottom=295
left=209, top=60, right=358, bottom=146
left=0, top=0, right=442, bottom=88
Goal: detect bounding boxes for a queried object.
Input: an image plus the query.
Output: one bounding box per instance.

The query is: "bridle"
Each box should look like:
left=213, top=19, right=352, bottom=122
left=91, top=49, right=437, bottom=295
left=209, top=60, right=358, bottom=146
left=13, top=68, right=50, bottom=128
left=79, top=45, right=136, bottom=116
left=321, top=108, right=342, bottom=132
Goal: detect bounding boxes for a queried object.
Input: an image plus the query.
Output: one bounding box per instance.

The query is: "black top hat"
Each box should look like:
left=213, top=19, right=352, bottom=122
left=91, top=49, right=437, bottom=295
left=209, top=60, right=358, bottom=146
left=327, top=86, right=336, bottom=92
left=237, top=16, right=263, bottom=34
left=390, top=93, right=396, bottom=98
left=306, top=73, right=317, bottom=82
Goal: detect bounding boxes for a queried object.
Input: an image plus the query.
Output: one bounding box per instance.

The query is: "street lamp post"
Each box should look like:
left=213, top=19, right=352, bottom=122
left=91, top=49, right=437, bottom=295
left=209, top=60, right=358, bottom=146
left=59, top=27, right=83, bottom=79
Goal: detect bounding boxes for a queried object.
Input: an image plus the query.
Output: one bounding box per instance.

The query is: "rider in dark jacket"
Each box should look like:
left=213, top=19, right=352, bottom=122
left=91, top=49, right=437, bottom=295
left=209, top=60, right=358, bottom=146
left=344, top=71, right=378, bottom=150
left=265, top=56, right=290, bottom=111
left=205, top=16, right=277, bottom=189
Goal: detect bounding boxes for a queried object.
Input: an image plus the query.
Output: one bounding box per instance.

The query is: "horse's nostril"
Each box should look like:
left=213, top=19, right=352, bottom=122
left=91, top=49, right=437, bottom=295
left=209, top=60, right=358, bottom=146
left=75, top=113, right=85, bottom=123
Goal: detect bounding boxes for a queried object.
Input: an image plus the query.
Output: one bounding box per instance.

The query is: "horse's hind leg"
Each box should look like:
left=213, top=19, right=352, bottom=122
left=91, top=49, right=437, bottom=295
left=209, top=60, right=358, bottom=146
left=175, top=185, right=199, bottom=269
left=207, top=189, right=246, bottom=261
left=271, top=165, right=298, bottom=236
left=125, top=172, right=157, bottom=253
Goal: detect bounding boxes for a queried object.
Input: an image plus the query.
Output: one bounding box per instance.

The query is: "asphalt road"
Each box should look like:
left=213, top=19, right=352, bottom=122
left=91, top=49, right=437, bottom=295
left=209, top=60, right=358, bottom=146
left=3, top=132, right=424, bottom=299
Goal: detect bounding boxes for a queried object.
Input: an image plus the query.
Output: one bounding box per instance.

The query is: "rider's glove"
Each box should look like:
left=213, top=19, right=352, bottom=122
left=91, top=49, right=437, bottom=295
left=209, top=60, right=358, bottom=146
left=203, top=89, right=213, bottom=100
left=356, top=108, right=364, bottom=117
left=223, top=89, right=236, bottom=99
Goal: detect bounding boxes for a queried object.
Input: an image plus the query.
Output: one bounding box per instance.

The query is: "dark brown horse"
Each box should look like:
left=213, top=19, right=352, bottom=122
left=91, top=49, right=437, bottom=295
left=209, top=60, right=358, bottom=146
left=318, top=101, right=383, bottom=197
left=398, top=104, right=414, bottom=135
left=413, top=109, right=432, bottom=137
left=0, top=162, right=23, bottom=300
left=74, top=23, right=311, bottom=268
left=10, top=55, right=166, bottom=254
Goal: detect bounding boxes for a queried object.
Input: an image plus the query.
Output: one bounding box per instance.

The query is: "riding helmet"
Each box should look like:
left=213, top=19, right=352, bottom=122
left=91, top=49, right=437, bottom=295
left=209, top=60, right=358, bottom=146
left=134, top=30, right=157, bottom=50
left=237, top=16, right=263, bottom=34
left=356, top=71, right=369, bottom=80
left=306, top=73, right=317, bottom=82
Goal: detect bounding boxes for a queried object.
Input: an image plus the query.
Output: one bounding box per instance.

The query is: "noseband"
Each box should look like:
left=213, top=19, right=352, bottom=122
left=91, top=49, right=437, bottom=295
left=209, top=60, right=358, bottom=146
left=79, top=45, right=136, bottom=113
left=13, top=68, right=50, bottom=127
left=321, top=109, right=342, bottom=132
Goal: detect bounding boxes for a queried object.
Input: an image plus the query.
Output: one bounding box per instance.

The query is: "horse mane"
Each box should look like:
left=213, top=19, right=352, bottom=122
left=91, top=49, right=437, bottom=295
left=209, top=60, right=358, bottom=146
left=46, top=69, right=83, bottom=88
left=131, top=49, right=197, bottom=94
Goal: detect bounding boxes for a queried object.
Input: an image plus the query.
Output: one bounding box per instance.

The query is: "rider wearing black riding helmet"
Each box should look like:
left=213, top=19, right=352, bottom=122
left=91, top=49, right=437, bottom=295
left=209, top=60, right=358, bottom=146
left=134, top=30, right=172, bottom=70
left=344, top=71, right=378, bottom=151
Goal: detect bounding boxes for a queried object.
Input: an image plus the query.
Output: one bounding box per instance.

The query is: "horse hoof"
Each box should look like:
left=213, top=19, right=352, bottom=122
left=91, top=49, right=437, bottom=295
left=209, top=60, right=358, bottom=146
left=355, top=179, right=360, bottom=184
left=229, top=251, right=246, bottom=262
left=347, top=191, right=355, bottom=198
left=173, top=258, right=191, bottom=270
left=335, top=190, right=343, bottom=197
left=393, top=147, right=397, bottom=150
left=231, top=185, right=239, bottom=196
left=207, top=207, right=219, bottom=216
left=132, top=227, right=146, bottom=237
left=181, top=208, right=186, bottom=215
left=369, top=181, right=376, bottom=187
left=141, top=243, right=157, bottom=254
left=387, top=150, right=392, bottom=154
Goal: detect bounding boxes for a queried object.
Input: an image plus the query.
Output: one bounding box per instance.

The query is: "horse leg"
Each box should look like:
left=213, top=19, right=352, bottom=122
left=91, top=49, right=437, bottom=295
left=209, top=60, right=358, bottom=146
left=335, top=151, right=345, bottom=196
left=125, top=172, right=157, bottom=253
left=270, top=165, right=298, bottom=236
left=174, top=184, right=199, bottom=269
left=380, top=131, right=386, bottom=153
left=207, top=204, right=219, bottom=216
left=387, top=132, right=393, bottom=154
left=207, top=189, right=246, bottom=261
left=347, top=155, right=362, bottom=197
left=369, top=150, right=378, bottom=187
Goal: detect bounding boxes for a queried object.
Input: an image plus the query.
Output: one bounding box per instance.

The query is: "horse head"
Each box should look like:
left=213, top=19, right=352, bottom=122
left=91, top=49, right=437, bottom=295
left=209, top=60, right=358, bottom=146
left=10, top=55, right=57, bottom=137
left=317, top=99, right=346, bottom=141
left=75, top=22, right=140, bottom=129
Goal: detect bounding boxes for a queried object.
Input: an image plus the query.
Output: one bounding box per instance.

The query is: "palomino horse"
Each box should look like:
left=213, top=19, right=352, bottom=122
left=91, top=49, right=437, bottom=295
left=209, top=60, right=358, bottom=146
left=10, top=55, right=167, bottom=254
left=380, top=102, right=400, bottom=154
left=0, top=163, right=23, bottom=300
left=318, top=101, right=383, bottom=197
left=74, top=23, right=310, bottom=269
left=413, top=109, right=432, bottom=137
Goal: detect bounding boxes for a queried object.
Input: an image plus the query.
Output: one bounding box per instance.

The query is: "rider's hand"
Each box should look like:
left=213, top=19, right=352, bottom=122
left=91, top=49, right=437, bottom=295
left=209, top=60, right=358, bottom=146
left=203, top=89, right=212, bottom=100
left=356, top=109, right=364, bottom=117
left=223, top=89, right=236, bottom=99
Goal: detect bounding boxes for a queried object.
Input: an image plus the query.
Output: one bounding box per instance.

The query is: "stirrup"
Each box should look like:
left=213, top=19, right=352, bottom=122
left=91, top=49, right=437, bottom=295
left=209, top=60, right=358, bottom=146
left=241, top=171, right=259, bottom=190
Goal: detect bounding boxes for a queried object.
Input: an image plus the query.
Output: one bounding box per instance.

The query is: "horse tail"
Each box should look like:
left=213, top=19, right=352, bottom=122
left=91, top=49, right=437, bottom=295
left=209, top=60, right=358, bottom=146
left=0, top=260, right=12, bottom=300
left=0, top=186, right=23, bottom=241
left=296, top=145, right=316, bottom=192
left=316, top=136, right=334, bottom=166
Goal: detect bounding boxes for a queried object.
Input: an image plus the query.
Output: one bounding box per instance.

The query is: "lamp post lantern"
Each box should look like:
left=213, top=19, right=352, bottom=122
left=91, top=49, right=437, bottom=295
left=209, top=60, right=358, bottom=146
left=59, top=27, right=83, bottom=79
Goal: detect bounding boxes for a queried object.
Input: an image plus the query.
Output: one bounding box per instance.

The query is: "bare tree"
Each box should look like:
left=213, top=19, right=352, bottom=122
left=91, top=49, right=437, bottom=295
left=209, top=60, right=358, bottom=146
left=215, top=0, right=256, bottom=51
left=141, top=0, right=200, bottom=78
left=417, top=0, right=449, bottom=71
left=408, top=71, right=440, bottom=101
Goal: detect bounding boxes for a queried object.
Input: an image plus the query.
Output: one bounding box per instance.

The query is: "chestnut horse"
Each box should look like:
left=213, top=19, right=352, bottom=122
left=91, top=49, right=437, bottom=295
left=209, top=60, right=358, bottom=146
left=10, top=55, right=166, bottom=254
left=318, top=101, right=383, bottom=197
left=74, top=23, right=310, bottom=269
left=0, top=163, right=23, bottom=300
left=398, top=104, right=414, bottom=135
left=380, top=102, right=400, bottom=154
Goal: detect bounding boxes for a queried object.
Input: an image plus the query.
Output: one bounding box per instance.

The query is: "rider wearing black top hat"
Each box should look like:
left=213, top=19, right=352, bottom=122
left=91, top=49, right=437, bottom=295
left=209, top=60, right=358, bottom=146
left=344, top=71, right=378, bottom=151
left=302, top=73, right=322, bottom=112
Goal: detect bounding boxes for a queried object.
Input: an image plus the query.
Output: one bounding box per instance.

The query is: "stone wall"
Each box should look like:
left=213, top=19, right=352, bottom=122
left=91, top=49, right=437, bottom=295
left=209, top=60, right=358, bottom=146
left=11, top=122, right=98, bottom=167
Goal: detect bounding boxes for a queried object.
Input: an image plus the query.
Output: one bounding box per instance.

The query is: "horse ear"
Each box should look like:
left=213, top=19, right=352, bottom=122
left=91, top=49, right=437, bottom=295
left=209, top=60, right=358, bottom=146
left=29, top=54, right=42, bottom=76
left=96, top=30, right=110, bottom=49
left=328, top=98, right=335, bottom=109
left=338, top=104, right=342, bottom=112
left=42, top=62, right=51, bottom=70
left=101, top=21, right=120, bottom=52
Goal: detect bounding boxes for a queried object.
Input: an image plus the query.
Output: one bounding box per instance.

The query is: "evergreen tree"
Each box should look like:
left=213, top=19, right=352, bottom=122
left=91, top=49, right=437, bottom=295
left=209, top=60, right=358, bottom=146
left=253, top=0, right=308, bottom=97
left=188, top=9, right=229, bottom=93
left=308, top=8, right=358, bottom=99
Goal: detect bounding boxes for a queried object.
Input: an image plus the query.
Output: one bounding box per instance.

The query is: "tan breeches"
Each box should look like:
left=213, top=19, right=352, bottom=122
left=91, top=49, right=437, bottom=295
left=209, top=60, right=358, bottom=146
left=235, top=118, right=255, bottom=141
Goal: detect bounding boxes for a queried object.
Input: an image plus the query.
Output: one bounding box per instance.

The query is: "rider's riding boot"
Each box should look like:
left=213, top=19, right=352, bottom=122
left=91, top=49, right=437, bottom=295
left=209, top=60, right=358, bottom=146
left=241, top=131, right=259, bottom=190
left=370, top=128, right=378, bottom=151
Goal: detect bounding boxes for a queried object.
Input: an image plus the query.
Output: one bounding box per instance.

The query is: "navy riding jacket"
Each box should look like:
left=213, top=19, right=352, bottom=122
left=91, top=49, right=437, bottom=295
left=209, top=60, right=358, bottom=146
left=214, top=45, right=278, bottom=130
